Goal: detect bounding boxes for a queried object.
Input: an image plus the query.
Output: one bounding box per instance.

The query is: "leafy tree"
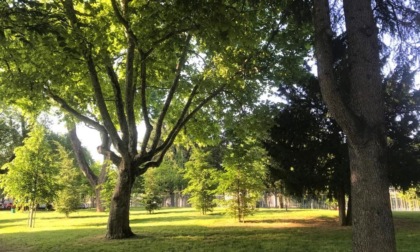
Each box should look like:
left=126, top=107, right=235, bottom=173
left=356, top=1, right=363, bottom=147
left=0, top=105, right=29, bottom=174
left=0, top=125, right=58, bottom=227
left=0, top=1, right=289, bottom=238
left=141, top=193, right=162, bottom=214
left=218, top=139, right=268, bottom=222
left=184, top=148, right=220, bottom=215
left=385, top=65, right=420, bottom=190
left=54, top=142, right=82, bottom=217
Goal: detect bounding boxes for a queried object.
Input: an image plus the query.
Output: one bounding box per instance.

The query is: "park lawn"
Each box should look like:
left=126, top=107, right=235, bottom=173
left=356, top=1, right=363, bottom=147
left=0, top=208, right=419, bottom=252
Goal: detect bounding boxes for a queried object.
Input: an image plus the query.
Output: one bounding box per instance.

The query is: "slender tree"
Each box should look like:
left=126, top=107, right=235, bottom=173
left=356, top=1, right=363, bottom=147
left=218, top=138, right=267, bottom=222
left=184, top=148, right=219, bottom=215
left=54, top=142, right=81, bottom=217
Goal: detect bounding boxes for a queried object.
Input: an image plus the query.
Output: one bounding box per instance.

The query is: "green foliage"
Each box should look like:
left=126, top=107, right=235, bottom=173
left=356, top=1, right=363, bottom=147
left=184, top=148, right=219, bottom=214
left=218, top=139, right=268, bottom=222
left=0, top=104, right=27, bottom=169
left=54, top=142, right=81, bottom=217
left=143, top=146, right=187, bottom=206
left=385, top=65, right=420, bottom=189
left=141, top=193, right=162, bottom=214
left=264, top=74, right=348, bottom=199
left=0, top=125, right=58, bottom=210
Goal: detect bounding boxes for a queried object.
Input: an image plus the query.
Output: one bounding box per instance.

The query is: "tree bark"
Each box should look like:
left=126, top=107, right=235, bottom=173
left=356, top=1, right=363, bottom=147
left=313, top=0, right=396, bottom=251
left=106, top=159, right=135, bottom=239
left=95, top=187, right=104, bottom=212
left=337, top=188, right=346, bottom=226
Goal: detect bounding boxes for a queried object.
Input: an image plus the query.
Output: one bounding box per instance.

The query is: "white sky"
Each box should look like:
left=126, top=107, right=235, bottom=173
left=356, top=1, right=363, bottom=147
left=48, top=116, right=102, bottom=161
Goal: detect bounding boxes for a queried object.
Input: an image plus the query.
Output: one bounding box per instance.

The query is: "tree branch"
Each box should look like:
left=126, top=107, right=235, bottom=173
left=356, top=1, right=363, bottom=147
left=151, top=34, right=192, bottom=150
left=105, top=62, right=129, bottom=142
left=139, top=52, right=153, bottom=156
left=313, top=0, right=362, bottom=138
left=68, top=127, right=98, bottom=186
left=46, top=88, right=106, bottom=133
left=62, top=0, right=125, bottom=154
left=110, top=0, right=138, bottom=44
left=138, top=84, right=226, bottom=172
left=124, top=38, right=138, bottom=156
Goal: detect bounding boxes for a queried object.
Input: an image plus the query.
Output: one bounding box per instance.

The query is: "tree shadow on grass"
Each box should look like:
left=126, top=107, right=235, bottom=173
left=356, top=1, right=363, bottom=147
left=36, top=214, right=107, bottom=220
left=0, top=223, right=353, bottom=252
left=128, top=214, right=215, bottom=225
left=129, top=208, right=196, bottom=216
left=0, top=217, right=27, bottom=225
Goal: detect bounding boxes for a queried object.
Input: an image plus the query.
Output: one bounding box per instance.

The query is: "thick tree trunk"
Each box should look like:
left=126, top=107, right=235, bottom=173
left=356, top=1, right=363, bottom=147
left=342, top=0, right=396, bottom=250
left=313, top=0, right=396, bottom=251
left=349, top=143, right=395, bottom=251
left=106, top=160, right=134, bottom=239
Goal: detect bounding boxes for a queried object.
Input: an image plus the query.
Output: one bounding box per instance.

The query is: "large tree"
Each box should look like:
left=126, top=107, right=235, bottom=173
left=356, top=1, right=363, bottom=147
left=312, top=0, right=415, bottom=250
left=0, top=1, right=288, bottom=238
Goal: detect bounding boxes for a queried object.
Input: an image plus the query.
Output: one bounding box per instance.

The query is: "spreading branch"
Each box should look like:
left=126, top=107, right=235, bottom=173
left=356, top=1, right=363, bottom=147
left=151, top=34, right=192, bottom=150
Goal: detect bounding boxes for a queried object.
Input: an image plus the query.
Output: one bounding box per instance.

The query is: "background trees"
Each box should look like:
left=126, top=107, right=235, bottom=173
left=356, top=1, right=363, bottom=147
left=218, top=139, right=268, bottom=222
left=0, top=126, right=58, bottom=227
left=264, top=74, right=351, bottom=225
left=54, top=142, right=83, bottom=217
left=184, top=148, right=220, bottom=215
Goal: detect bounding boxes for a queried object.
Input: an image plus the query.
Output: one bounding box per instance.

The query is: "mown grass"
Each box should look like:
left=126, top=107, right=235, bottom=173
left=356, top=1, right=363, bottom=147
left=0, top=208, right=419, bottom=251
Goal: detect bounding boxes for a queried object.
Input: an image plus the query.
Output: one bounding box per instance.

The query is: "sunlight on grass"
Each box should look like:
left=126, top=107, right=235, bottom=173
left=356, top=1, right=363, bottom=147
left=1, top=208, right=419, bottom=251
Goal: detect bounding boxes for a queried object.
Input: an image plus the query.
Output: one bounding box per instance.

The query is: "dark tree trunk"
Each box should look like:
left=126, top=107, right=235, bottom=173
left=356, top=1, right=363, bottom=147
left=349, top=143, right=394, bottom=251
left=313, top=0, right=396, bottom=251
left=279, top=193, right=284, bottom=209
left=337, top=188, right=347, bottom=226
left=170, top=192, right=175, bottom=207
left=343, top=0, right=396, bottom=250
left=106, top=160, right=135, bottom=239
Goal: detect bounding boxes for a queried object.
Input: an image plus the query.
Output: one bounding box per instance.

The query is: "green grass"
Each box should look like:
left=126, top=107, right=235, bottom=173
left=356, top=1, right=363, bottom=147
left=0, top=208, right=419, bottom=251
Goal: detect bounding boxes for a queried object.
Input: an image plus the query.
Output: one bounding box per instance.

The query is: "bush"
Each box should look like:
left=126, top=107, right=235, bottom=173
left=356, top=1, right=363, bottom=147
left=142, top=193, right=162, bottom=214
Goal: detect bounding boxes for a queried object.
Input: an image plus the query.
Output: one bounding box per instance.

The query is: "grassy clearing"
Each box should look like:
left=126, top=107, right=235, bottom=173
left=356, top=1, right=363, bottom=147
left=0, top=208, right=419, bottom=252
